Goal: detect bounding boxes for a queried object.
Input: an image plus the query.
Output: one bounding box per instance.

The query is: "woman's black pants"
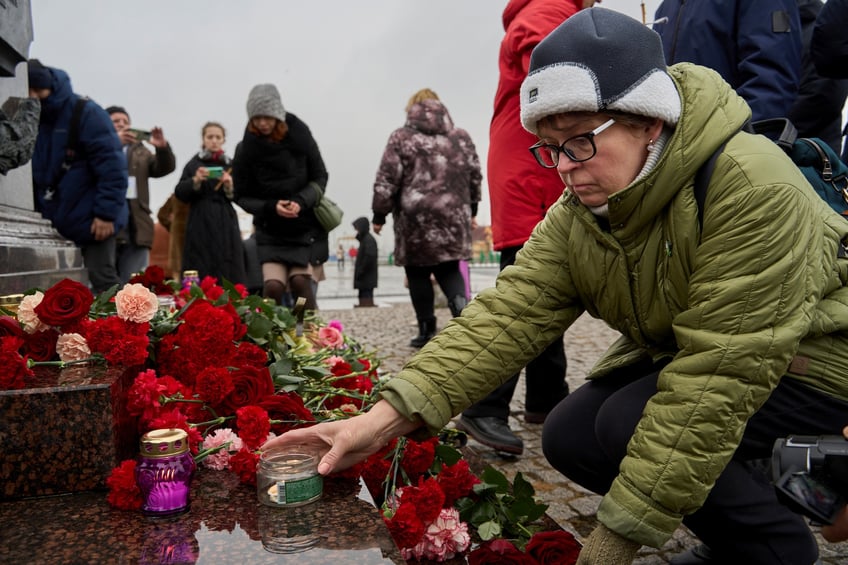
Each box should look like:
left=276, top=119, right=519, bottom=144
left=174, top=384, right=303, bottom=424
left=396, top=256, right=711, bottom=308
left=542, top=363, right=848, bottom=564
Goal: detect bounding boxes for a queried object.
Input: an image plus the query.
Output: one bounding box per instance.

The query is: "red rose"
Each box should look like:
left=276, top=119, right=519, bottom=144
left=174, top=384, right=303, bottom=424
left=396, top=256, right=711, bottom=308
left=23, top=328, right=59, bottom=362
left=468, top=539, right=536, bottom=565
left=235, top=405, right=270, bottom=450
left=526, top=530, right=581, bottom=565
left=217, top=365, right=274, bottom=415
left=258, top=392, right=315, bottom=434
left=34, top=278, right=93, bottom=328
left=106, top=459, right=143, bottom=510
left=230, top=448, right=260, bottom=486
left=0, top=316, right=24, bottom=338
left=232, top=341, right=268, bottom=369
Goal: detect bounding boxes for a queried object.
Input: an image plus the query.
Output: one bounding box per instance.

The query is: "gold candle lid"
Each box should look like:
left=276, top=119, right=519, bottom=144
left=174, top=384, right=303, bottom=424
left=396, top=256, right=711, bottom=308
left=182, top=270, right=199, bottom=278
left=140, top=428, right=189, bottom=458
left=0, top=294, right=24, bottom=306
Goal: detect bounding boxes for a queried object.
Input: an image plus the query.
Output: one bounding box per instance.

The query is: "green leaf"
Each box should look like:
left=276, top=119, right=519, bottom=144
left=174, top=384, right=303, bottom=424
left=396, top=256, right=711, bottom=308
left=472, top=481, right=500, bottom=496
left=476, top=520, right=502, bottom=541
left=469, top=500, right=497, bottom=525
left=247, top=315, right=274, bottom=339
left=509, top=497, right=548, bottom=522
left=434, top=443, right=462, bottom=466
left=480, top=466, right=510, bottom=491
left=512, top=472, right=535, bottom=501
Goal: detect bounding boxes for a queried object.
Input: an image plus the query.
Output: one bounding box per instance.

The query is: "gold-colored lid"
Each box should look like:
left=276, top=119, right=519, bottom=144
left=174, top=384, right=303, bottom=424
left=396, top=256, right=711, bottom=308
left=0, top=294, right=25, bottom=306
left=182, top=270, right=199, bottom=278
left=140, top=428, right=189, bottom=458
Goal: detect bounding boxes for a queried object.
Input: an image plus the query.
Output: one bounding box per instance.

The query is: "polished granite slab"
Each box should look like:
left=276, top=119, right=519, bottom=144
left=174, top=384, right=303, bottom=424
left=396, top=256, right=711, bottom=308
left=0, top=469, right=406, bottom=564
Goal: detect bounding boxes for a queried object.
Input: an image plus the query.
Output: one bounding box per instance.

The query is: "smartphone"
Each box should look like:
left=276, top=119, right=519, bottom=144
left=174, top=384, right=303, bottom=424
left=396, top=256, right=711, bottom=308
left=207, top=166, right=224, bottom=179
left=128, top=128, right=151, bottom=142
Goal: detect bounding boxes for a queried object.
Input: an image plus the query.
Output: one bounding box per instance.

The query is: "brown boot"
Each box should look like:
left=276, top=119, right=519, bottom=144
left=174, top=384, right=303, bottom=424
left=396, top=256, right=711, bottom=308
left=355, top=297, right=376, bottom=307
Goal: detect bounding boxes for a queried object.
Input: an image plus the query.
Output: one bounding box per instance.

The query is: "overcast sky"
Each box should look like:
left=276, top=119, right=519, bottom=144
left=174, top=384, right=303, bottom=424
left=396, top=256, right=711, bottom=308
left=29, top=0, right=659, bottom=247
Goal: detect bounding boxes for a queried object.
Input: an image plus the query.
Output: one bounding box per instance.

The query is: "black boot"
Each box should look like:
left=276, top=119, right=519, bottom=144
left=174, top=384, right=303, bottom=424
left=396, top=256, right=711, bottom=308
left=409, top=317, right=436, bottom=348
left=448, top=295, right=467, bottom=317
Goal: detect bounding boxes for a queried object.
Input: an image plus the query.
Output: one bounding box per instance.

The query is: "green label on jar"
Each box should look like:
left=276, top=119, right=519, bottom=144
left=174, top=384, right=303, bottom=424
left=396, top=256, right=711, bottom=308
left=275, top=475, right=323, bottom=505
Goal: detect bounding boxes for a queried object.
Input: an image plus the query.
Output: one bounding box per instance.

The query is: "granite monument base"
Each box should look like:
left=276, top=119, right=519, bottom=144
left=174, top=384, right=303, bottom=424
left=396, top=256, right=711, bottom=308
left=0, top=364, right=141, bottom=500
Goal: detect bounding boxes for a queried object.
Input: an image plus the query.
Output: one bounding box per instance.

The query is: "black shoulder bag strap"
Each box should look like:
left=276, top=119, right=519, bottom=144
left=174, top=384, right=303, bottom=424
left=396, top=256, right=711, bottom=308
left=693, top=121, right=753, bottom=230
left=46, top=96, right=89, bottom=199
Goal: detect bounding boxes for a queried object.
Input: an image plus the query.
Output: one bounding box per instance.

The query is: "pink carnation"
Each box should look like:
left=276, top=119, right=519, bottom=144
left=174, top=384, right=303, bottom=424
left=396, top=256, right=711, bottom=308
left=17, top=292, right=50, bottom=334
left=317, top=326, right=344, bottom=349
left=327, top=319, right=344, bottom=332
left=115, top=283, right=159, bottom=323
left=401, top=507, right=470, bottom=562
left=56, top=332, right=91, bottom=362
left=200, top=428, right=243, bottom=471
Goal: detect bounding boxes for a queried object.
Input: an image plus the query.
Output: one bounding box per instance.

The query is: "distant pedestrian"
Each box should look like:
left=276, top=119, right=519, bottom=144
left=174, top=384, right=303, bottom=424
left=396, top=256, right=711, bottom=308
left=29, top=59, right=128, bottom=293
left=371, top=88, right=482, bottom=348
left=336, top=243, right=345, bottom=270
left=352, top=216, right=378, bottom=307
left=107, top=105, right=177, bottom=283
left=174, top=121, right=246, bottom=285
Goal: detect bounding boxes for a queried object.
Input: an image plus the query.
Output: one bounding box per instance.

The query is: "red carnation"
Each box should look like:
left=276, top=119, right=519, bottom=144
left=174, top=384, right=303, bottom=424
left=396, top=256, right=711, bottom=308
left=385, top=502, right=425, bottom=549
left=526, top=530, right=581, bottom=565
left=401, top=437, right=437, bottom=481
left=230, top=448, right=260, bottom=486
left=85, top=316, right=149, bottom=366
left=399, top=476, right=445, bottom=525
left=195, top=367, right=234, bottom=406
left=34, top=278, right=93, bottom=328
left=0, top=336, right=33, bottom=390
left=235, top=405, right=271, bottom=450
left=106, top=459, right=143, bottom=510
left=436, top=459, right=481, bottom=507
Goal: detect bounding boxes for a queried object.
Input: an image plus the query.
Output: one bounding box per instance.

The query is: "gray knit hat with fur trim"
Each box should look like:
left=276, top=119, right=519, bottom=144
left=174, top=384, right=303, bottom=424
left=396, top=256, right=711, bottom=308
left=246, top=84, right=287, bottom=122
left=520, top=7, right=680, bottom=134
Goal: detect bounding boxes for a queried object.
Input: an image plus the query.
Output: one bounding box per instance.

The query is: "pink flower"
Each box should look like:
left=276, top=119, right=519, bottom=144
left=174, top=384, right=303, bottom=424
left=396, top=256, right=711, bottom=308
left=115, top=283, right=159, bottom=323
left=317, top=326, right=344, bottom=349
left=327, top=319, right=344, bottom=332
left=325, top=355, right=346, bottom=366
left=401, top=507, right=470, bottom=562
left=201, top=428, right=243, bottom=471
left=17, top=292, right=49, bottom=334
left=56, top=332, right=91, bottom=362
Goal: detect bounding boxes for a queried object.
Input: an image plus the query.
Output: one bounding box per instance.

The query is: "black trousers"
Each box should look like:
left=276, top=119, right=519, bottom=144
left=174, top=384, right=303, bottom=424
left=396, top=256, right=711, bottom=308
left=542, top=362, right=848, bottom=564
left=404, top=261, right=466, bottom=322
left=462, top=245, right=568, bottom=421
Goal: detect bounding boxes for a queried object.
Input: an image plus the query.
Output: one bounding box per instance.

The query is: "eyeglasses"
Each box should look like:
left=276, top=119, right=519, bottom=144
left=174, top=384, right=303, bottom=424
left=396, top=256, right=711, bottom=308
left=529, top=118, right=616, bottom=168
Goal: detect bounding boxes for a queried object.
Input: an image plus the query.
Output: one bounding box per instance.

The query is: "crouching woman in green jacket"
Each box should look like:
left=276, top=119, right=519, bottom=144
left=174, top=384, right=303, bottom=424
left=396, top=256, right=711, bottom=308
left=264, top=8, right=848, bottom=564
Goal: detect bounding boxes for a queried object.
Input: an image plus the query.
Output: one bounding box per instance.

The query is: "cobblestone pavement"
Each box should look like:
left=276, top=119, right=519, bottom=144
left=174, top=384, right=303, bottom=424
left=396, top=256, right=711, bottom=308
left=320, top=303, right=848, bottom=564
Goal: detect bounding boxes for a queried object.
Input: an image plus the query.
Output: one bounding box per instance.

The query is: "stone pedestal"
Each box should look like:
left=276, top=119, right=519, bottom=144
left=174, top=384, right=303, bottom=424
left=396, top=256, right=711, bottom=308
left=0, top=364, right=141, bottom=500
left=0, top=1, right=86, bottom=293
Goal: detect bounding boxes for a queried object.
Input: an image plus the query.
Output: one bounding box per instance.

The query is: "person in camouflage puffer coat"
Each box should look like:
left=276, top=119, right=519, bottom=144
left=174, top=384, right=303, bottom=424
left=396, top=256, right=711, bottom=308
left=0, top=96, right=40, bottom=175
left=371, top=89, right=482, bottom=347
left=266, top=9, right=848, bottom=564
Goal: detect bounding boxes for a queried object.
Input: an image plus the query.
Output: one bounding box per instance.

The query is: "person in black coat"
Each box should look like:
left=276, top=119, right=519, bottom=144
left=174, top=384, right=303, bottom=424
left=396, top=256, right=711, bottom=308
left=352, top=216, right=378, bottom=307
left=811, top=0, right=848, bottom=161
left=174, top=121, right=247, bottom=286
left=233, top=84, right=329, bottom=310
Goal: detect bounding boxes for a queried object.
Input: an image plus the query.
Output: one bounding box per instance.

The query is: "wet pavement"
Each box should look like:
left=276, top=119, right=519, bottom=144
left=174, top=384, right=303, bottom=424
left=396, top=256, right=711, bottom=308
left=318, top=264, right=848, bottom=563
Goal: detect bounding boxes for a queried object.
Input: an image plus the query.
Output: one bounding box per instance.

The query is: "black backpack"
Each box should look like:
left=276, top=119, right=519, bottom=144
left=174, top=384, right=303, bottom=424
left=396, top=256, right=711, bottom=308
left=694, top=119, right=848, bottom=230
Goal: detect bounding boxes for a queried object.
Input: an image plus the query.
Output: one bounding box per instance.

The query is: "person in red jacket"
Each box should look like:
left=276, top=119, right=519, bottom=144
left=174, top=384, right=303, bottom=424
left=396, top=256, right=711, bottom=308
left=457, top=0, right=597, bottom=456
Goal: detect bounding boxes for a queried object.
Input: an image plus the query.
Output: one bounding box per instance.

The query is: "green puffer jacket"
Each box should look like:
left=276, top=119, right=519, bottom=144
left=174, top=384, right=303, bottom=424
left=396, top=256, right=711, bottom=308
left=380, top=62, right=848, bottom=547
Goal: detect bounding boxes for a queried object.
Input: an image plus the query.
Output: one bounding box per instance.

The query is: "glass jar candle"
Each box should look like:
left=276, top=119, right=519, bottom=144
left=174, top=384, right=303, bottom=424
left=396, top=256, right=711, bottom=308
left=0, top=293, right=24, bottom=315
left=135, top=428, right=196, bottom=516
left=257, top=449, right=323, bottom=508
left=181, top=270, right=199, bottom=289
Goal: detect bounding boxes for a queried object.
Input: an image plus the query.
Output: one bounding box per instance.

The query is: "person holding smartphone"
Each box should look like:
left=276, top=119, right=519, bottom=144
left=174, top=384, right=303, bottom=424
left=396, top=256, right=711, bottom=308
left=107, top=106, right=176, bottom=283
left=173, top=121, right=246, bottom=285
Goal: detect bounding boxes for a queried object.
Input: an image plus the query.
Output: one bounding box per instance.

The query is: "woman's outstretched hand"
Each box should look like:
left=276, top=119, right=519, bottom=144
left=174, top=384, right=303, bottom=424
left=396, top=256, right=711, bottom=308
left=261, top=400, right=420, bottom=475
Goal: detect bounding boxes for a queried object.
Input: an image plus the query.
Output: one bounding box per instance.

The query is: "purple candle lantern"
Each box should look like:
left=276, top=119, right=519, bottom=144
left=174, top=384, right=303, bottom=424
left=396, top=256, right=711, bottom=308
left=135, top=428, right=196, bottom=516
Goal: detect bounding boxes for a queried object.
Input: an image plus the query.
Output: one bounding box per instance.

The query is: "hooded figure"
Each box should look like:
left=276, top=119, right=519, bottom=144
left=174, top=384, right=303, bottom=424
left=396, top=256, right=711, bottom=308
left=352, top=216, right=378, bottom=307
